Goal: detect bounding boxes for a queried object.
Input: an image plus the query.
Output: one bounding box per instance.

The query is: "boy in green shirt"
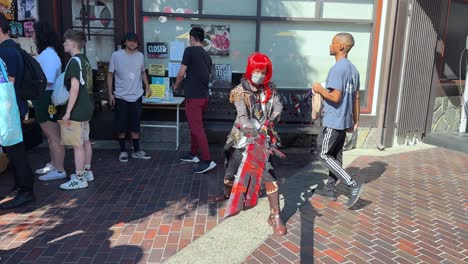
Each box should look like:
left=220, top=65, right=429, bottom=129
left=59, top=29, right=94, bottom=190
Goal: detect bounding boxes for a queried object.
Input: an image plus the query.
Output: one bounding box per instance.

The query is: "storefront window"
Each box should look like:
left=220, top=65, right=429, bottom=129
left=321, top=0, right=374, bottom=20
left=143, top=0, right=198, bottom=13
left=143, top=16, right=256, bottom=73
left=71, top=0, right=115, bottom=69
left=260, top=22, right=371, bottom=90
left=262, top=0, right=317, bottom=18
left=203, top=0, right=256, bottom=16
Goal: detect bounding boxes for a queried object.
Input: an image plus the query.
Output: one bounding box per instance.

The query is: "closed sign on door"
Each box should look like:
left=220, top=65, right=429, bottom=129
left=147, top=42, right=168, bottom=58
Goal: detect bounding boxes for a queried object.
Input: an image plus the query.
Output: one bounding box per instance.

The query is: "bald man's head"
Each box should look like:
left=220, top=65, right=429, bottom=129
left=334, top=33, right=355, bottom=53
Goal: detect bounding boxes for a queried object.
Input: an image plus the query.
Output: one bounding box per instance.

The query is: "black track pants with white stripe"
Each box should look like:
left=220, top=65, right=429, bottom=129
left=316, top=127, right=355, bottom=187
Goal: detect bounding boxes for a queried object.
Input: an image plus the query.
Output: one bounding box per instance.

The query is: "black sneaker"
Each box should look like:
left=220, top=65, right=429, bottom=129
left=314, top=187, right=337, bottom=201
left=180, top=153, right=200, bottom=163
left=347, top=182, right=365, bottom=208
left=194, top=161, right=217, bottom=174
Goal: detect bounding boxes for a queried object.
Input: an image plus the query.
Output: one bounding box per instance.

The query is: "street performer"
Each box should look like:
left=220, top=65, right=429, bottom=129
left=220, top=52, right=286, bottom=236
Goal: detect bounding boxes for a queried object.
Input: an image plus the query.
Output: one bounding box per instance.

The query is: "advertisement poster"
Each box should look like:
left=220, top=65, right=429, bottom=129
left=211, top=64, right=232, bottom=88
left=191, top=24, right=230, bottom=56
left=9, top=21, right=23, bottom=37
left=0, top=0, right=15, bottom=20
left=17, top=0, right=38, bottom=21
left=150, top=77, right=170, bottom=98
left=146, top=42, right=168, bottom=58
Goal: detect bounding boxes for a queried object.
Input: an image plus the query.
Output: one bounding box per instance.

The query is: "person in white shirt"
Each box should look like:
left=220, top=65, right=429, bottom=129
left=31, top=22, right=67, bottom=181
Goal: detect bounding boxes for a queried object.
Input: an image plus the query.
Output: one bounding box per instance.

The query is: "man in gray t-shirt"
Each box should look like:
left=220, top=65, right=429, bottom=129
left=107, top=32, right=151, bottom=162
left=311, top=33, right=365, bottom=208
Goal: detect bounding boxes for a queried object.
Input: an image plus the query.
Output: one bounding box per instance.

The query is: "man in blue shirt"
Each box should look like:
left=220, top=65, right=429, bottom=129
left=0, top=13, right=35, bottom=209
left=312, top=33, right=365, bottom=208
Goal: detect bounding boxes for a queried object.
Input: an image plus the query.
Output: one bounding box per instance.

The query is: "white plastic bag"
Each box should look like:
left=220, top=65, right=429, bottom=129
left=51, top=57, right=85, bottom=106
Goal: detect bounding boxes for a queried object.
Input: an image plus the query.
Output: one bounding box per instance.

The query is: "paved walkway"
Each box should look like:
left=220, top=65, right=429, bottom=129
left=0, top=142, right=467, bottom=263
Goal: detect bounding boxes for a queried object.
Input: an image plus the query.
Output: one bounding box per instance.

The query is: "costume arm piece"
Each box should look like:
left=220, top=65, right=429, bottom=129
left=270, top=93, right=283, bottom=123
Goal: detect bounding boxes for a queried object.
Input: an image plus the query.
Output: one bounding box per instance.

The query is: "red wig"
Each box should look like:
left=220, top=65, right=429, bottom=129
left=244, top=52, right=273, bottom=103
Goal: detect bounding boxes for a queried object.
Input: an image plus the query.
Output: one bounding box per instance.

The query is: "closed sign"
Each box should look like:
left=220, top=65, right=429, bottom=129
left=147, top=42, right=168, bottom=58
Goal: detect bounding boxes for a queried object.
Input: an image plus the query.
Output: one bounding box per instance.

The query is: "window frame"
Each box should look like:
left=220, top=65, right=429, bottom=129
left=137, top=0, right=381, bottom=113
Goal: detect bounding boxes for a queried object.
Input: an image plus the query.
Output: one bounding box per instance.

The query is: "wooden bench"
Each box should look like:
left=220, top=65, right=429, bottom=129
left=203, top=87, right=320, bottom=146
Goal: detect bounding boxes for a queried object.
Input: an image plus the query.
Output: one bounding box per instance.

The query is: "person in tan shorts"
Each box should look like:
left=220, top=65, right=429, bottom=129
left=58, top=29, right=94, bottom=190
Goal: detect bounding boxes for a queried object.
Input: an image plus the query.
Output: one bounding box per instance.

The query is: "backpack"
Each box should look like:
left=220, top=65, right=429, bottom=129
left=7, top=42, right=47, bottom=100
left=51, top=56, right=85, bottom=106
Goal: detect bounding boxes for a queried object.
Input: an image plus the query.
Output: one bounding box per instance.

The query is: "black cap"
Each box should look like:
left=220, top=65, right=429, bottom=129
left=124, top=32, right=138, bottom=41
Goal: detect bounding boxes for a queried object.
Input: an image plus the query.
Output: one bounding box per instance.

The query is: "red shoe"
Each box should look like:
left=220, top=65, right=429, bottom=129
left=267, top=211, right=287, bottom=236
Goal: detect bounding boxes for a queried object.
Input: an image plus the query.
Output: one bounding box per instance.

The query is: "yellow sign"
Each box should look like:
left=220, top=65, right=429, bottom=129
left=150, top=84, right=166, bottom=98
left=148, top=64, right=165, bottom=76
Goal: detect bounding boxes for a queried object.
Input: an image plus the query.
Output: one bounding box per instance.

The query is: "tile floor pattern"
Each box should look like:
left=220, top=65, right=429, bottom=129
left=0, top=147, right=466, bottom=263
left=242, top=148, right=468, bottom=264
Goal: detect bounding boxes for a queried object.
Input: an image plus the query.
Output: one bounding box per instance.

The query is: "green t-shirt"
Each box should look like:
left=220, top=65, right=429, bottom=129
left=64, top=54, right=94, bottom=121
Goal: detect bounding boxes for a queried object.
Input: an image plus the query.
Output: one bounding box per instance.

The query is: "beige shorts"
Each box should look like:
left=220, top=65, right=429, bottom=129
left=59, top=120, right=90, bottom=146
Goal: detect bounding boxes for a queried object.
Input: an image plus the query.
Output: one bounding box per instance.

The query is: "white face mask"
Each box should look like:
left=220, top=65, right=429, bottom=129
left=251, top=73, right=265, bottom=85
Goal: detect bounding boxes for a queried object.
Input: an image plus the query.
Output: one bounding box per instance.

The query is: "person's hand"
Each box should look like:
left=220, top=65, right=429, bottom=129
left=312, top=83, right=322, bottom=94
left=347, top=122, right=358, bottom=133
left=146, top=87, right=152, bottom=98
left=108, top=94, right=115, bottom=108
left=62, top=112, right=71, bottom=126
left=172, top=84, right=178, bottom=92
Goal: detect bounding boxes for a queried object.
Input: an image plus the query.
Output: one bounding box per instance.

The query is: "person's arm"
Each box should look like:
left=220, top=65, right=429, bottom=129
left=312, top=83, right=342, bottom=104
left=173, top=64, right=187, bottom=91
left=142, top=70, right=151, bottom=97
left=63, top=77, right=79, bottom=123
left=350, top=90, right=360, bottom=132
left=106, top=72, right=115, bottom=107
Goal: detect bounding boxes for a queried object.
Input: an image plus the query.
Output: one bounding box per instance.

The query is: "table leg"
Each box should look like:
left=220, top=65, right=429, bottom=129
left=176, top=104, right=180, bottom=150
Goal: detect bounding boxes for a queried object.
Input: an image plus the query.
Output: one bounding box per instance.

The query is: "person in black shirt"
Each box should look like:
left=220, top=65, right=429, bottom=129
left=174, top=27, right=216, bottom=174
left=0, top=13, right=35, bottom=209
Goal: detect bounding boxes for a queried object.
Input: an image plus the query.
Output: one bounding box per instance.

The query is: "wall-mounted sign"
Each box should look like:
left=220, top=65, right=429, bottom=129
left=147, top=42, right=168, bottom=58
left=211, top=64, right=231, bottom=88
left=191, top=24, right=230, bottom=56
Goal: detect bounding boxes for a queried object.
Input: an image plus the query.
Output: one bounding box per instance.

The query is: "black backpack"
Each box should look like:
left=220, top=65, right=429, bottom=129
left=6, top=41, right=47, bottom=100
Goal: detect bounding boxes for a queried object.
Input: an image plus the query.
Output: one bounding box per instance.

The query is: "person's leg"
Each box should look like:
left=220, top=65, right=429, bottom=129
left=263, top=161, right=286, bottom=236
left=317, top=127, right=355, bottom=186
left=219, top=147, right=243, bottom=200
left=129, top=98, right=149, bottom=159
left=40, top=121, right=65, bottom=172
left=3, top=142, right=34, bottom=192
left=115, top=98, right=129, bottom=161
left=184, top=99, right=199, bottom=156
left=59, top=123, right=89, bottom=190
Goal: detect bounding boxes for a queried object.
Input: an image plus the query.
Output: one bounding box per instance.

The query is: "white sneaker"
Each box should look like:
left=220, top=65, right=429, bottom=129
left=38, top=170, right=67, bottom=181
left=132, top=150, right=151, bottom=160
left=71, top=172, right=94, bottom=182
left=35, top=163, right=55, bottom=175
left=60, top=175, right=88, bottom=190
left=83, top=171, right=94, bottom=181
left=119, top=152, right=129, bottom=162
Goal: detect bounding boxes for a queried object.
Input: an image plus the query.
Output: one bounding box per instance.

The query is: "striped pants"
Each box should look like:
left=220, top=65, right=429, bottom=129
left=316, top=127, right=356, bottom=187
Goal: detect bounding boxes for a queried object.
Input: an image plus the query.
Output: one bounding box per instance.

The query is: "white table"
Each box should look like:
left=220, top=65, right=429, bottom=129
left=141, top=97, right=185, bottom=150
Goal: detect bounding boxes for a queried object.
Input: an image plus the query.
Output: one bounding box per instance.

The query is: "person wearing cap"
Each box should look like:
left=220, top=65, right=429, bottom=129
left=107, top=32, right=152, bottom=162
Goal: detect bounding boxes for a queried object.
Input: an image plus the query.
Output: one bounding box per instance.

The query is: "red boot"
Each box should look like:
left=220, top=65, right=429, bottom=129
left=266, top=182, right=287, bottom=236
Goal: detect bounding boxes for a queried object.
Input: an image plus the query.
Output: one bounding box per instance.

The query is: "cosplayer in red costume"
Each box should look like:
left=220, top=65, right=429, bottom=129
left=221, top=52, right=286, bottom=236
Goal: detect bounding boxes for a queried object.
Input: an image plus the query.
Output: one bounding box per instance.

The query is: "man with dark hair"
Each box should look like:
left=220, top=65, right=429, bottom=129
left=0, top=13, right=35, bottom=209
left=174, top=27, right=216, bottom=174
left=107, top=32, right=151, bottom=162
left=312, top=32, right=365, bottom=208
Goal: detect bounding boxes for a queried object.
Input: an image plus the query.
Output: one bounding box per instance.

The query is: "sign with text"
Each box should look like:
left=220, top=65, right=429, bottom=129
left=148, top=64, right=165, bottom=76
left=211, top=64, right=231, bottom=88
left=150, top=77, right=170, bottom=98
left=146, top=42, right=168, bottom=58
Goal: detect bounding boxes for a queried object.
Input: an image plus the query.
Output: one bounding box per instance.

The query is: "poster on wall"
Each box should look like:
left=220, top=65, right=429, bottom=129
left=9, top=20, right=23, bottom=37
left=23, top=20, right=34, bottom=37
left=146, top=42, right=168, bottom=58
left=0, top=0, right=15, bottom=20
left=211, top=64, right=232, bottom=88
left=17, top=0, right=38, bottom=21
left=191, top=24, right=230, bottom=56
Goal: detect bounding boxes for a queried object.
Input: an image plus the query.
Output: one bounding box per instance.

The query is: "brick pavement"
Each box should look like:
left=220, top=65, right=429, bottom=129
left=0, top=147, right=228, bottom=263
left=0, top=146, right=467, bottom=263
left=242, top=148, right=468, bottom=264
